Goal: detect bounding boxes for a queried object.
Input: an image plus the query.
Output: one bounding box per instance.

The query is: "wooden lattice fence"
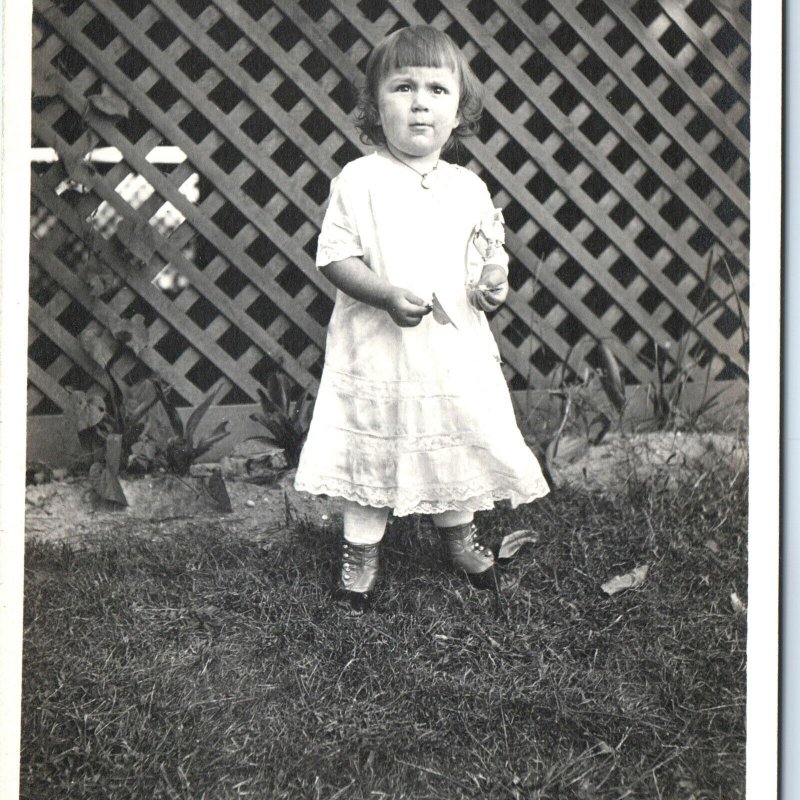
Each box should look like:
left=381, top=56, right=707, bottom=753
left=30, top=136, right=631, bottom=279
left=28, top=0, right=749, bottom=442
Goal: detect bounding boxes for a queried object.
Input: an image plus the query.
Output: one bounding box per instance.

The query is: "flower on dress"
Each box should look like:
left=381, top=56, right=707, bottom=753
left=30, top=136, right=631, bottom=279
left=471, top=208, right=505, bottom=262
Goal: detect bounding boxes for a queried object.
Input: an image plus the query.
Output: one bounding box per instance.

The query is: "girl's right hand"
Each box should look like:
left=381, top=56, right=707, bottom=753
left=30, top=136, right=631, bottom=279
left=382, top=287, right=432, bottom=327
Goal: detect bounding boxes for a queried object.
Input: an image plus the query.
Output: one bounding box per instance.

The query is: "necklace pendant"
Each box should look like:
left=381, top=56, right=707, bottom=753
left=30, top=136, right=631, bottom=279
left=421, top=174, right=431, bottom=189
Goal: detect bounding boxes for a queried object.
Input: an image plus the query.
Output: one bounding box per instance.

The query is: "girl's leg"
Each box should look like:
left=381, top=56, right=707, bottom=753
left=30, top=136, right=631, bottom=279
left=338, top=502, right=389, bottom=611
left=430, top=510, right=473, bottom=529
left=431, top=510, right=497, bottom=589
left=343, top=501, right=390, bottom=544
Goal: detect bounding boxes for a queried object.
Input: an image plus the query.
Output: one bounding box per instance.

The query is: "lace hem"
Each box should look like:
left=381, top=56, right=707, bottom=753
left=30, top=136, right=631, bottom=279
left=293, top=476, right=550, bottom=517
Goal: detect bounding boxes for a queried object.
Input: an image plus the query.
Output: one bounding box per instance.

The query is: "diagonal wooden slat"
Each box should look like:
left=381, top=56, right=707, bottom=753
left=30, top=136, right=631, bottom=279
left=29, top=0, right=749, bottom=423
left=707, top=0, right=751, bottom=44
left=348, top=0, right=746, bottom=376
left=612, top=2, right=749, bottom=153
left=472, top=0, right=750, bottom=223
left=656, top=0, right=750, bottom=101
left=31, top=170, right=318, bottom=399
left=38, top=5, right=331, bottom=345
left=549, top=1, right=749, bottom=170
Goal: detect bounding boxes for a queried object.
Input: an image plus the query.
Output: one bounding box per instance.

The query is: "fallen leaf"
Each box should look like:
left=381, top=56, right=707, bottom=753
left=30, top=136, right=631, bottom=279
left=89, top=461, right=128, bottom=506
left=430, top=293, right=458, bottom=329
left=601, top=565, right=649, bottom=595
left=200, top=472, right=232, bottom=512
left=497, top=529, right=539, bottom=560
left=549, top=436, right=589, bottom=466
left=730, top=592, right=746, bottom=614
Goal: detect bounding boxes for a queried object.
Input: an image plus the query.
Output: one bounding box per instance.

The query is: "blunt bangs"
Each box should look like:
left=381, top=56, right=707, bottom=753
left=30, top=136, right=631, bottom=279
left=355, top=25, right=484, bottom=152
left=373, top=27, right=460, bottom=80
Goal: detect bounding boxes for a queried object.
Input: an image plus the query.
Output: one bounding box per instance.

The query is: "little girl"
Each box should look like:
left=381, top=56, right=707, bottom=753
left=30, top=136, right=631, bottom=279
left=295, top=25, right=549, bottom=609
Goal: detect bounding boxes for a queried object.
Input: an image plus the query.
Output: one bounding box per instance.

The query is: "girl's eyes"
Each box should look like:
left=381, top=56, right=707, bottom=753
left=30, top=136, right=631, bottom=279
left=392, top=84, right=449, bottom=94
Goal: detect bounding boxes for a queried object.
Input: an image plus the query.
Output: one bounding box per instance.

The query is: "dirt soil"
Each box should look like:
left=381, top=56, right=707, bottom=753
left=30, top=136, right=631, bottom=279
left=24, top=432, right=746, bottom=547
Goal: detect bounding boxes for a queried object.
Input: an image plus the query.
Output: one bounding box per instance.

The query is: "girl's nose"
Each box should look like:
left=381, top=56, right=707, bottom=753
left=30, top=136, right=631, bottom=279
left=411, top=92, right=429, bottom=111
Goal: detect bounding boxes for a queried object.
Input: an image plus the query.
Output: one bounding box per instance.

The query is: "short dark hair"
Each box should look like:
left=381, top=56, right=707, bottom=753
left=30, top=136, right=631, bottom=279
left=355, top=25, right=483, bottom=153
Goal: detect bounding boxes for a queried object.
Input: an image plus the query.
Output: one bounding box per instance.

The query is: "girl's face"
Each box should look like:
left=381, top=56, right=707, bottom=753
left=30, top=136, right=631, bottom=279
left=376, top=65, right=461, bottom=167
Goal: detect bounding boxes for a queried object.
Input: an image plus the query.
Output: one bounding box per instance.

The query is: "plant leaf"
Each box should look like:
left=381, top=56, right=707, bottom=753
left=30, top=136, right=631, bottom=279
left=430, top=293, right=458, bottom=329
left=89, top=461, right=128, bottom=506
left=299, top=396, right=315, bottom=431
left=153, top=381, right=184, bottom=437
left=497, top=529, right=540, bottom=560
left=129, top=438, right=158, bottom=469
left=587, top=413, right=611, bottom=446
left=207, top=420, right=230, bottom=438
left=32, top=59, right=59, bottom=98
left=79, top=325, right=117, bottom=368
left=128, top=381, right=160, bottom=424
left=68, top=390, right=106, bottom=432
left=256, top=387, right=280, bottom=416
left=598, top=343, right=626, bottom=413
left=601, top=565, right=649, bottom=596
left=104, top=368, right=124, bottom=426
left=185, top=385, right=222, bottom=446
left=60, top=154, right=97, bottom=193
left=266, top=373, right=290, bottom=413
left=193, top=429, right=230, bottom=459
left=552, top=436, right=589, bottom=466
left=87, top=84, right=130, bottom=119
left=105, top=433, right=123, bottom=477
left=111, top=313, right=149, bottom=354
left=200, top=473, right=232, bottom=512
left=116, top=218, right=159, bottom=266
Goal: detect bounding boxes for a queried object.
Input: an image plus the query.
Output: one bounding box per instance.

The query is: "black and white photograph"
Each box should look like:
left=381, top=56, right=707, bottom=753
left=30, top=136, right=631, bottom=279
left=1, top=0, right=781, bottom=797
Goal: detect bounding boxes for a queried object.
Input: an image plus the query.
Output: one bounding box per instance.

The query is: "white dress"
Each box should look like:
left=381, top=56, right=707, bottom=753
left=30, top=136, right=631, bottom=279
left=294, top=151, right=549, bottom=516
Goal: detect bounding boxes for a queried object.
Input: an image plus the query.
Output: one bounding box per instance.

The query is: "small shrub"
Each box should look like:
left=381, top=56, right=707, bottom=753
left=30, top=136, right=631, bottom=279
left=248, top=373, right=315, bottom=469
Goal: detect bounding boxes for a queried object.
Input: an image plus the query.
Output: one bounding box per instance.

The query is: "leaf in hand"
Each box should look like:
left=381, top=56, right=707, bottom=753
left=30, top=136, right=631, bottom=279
left=497, top=529, right=540, bottom=560
left=430, top=293, right=458, bottom=329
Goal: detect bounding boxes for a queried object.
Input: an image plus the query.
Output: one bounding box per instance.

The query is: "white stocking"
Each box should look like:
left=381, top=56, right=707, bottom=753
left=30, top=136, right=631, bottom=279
left=431, top=510, right=474, bottom=529
left=343, top=502, right=390, bottom=545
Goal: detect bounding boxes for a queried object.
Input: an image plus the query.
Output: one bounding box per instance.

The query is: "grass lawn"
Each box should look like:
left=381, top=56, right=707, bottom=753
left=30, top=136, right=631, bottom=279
left=21, top=464, right=746, bottom=799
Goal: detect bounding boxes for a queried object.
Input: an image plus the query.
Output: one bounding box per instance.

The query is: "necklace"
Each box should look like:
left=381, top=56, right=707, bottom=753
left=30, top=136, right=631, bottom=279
left=387, top=150, right=439, bottom=189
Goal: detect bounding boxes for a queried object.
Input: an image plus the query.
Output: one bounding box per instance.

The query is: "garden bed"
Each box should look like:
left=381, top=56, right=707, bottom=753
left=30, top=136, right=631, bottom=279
left=24, top=432, right=746, bottom=547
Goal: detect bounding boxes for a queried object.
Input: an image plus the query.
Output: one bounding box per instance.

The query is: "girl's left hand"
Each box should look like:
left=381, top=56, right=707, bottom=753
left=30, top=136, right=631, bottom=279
left=473, top=264, right=508, bottom=311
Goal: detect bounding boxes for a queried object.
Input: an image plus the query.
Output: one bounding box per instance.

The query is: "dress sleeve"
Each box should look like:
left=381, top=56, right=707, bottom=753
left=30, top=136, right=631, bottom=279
left=471, top=191, right=510, bottom=275
left=315, top=171, right=364, bottom=268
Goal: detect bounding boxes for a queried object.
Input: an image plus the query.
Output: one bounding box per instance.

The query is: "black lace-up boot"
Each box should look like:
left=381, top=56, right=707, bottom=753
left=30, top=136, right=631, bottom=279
left=336, top=541, right=379, bottom=612
left=438, top=522, right=498, bottom=590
